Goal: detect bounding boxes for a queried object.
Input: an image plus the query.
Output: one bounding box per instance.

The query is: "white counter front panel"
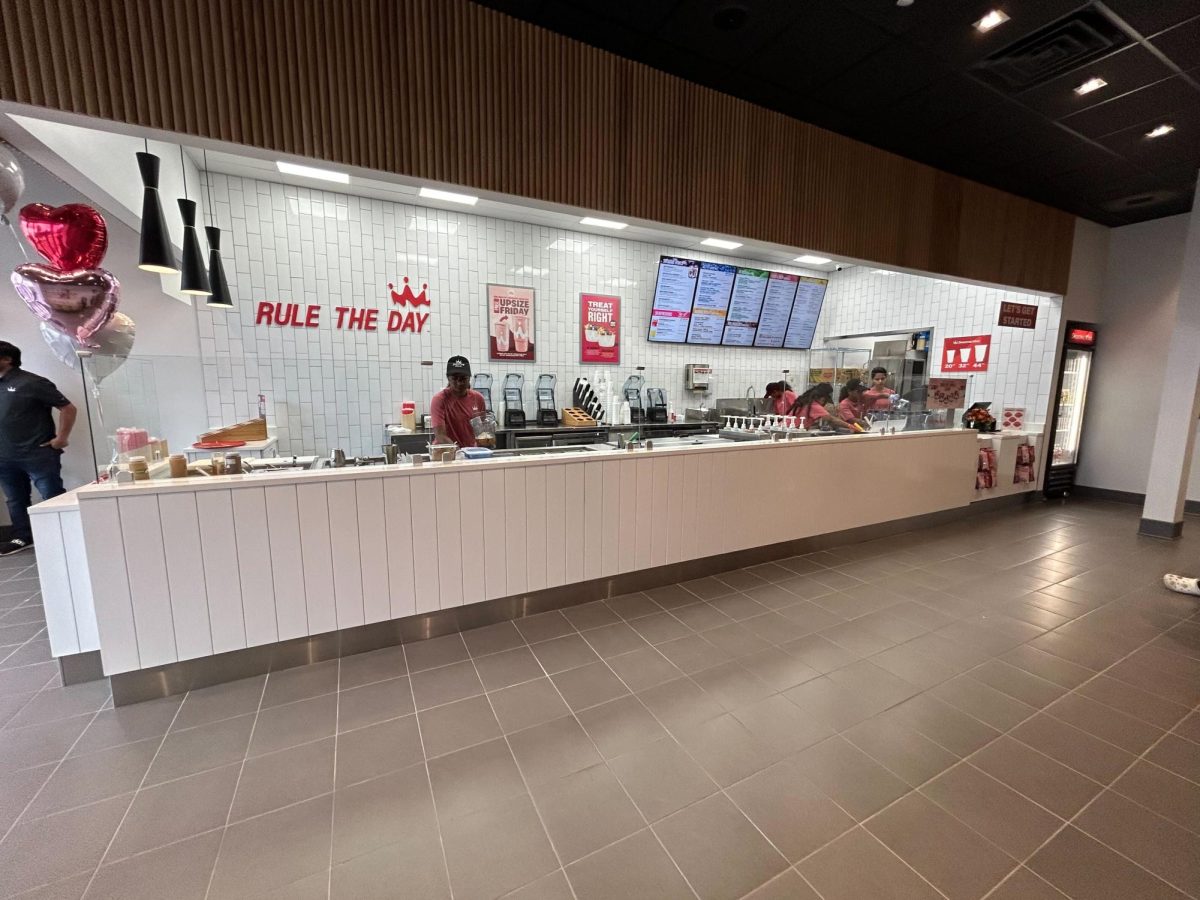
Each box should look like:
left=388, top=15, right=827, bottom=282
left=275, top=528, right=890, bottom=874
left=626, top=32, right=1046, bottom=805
left=74, top=432, right=979, bottom=675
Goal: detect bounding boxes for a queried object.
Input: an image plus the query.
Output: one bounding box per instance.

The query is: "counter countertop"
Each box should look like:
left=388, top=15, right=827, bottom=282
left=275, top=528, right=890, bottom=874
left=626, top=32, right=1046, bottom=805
left=69, top=428, right=980, bottom=501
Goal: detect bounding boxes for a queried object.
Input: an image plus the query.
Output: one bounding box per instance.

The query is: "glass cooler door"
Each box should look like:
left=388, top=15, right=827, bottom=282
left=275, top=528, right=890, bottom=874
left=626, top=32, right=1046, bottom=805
left=1052, top=348, right=1091, bottom=465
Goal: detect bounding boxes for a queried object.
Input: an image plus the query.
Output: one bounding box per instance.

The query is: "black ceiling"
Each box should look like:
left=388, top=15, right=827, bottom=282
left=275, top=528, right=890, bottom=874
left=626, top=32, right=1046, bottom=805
left=469, top=0, right=1200, bottom=226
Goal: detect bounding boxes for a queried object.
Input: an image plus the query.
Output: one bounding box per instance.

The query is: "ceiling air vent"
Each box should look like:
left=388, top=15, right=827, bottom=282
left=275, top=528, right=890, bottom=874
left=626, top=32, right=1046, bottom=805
left=970, top=4, right=1131, bottom=93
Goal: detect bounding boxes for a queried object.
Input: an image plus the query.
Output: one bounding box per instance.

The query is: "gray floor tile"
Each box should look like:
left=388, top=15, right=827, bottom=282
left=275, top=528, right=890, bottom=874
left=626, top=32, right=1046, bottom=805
left=565, top=829, right=694, bottom=900
left=531, top=763, right=644, bottom=863
left=799, top=827, right=943, bottom=900
left=208, top=794, right=333, bottom=899
left=441, top=794, right=558, bottom=900
left=108, top=762, right=240, bottom=860
left=334, top=713, right=423, bottom=787
left=331, top=763, right=438, bottom=864
left=86, top=830, right=221, bottom=900
left=229, top=736, right=335, bottom=822
left=336, top=676, right=413, bottom=732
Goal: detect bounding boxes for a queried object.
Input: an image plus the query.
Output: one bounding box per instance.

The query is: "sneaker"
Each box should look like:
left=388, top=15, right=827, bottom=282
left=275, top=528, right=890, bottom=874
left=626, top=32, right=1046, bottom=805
left=1163, top=574, right=1200, bottom=596
left=0, top=539, right=32, bottom=557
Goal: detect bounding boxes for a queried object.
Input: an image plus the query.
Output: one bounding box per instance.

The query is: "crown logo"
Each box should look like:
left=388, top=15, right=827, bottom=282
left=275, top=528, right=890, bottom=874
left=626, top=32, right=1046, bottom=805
left=388, top=277, right=430, bottom=307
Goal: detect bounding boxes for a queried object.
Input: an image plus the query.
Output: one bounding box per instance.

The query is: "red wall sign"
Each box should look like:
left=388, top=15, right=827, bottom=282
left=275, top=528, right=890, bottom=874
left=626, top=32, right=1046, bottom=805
left=1068, top=327, right=1096, bottom=346
left=254, top=278, right=431, bottom=333
left=998, top=301, right=1037, bottom=329
left=580, top=293, right=620, bottom=364
left=942, top=335, right=991, bottom=372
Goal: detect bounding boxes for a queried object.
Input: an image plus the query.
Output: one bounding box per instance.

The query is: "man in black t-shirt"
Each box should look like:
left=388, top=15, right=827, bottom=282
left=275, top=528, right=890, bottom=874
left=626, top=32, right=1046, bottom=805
left=0, top=342, right=77, bottom=556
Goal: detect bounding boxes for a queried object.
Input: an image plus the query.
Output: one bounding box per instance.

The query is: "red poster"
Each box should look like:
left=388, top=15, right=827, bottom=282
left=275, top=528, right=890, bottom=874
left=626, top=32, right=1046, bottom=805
left=942, top=335, right=991, bottom=372
left=580, top=293, right=620, bottom=364
left=998, top=301, right=1037, bottom=329
left=488, top=284, right=535, bottom=361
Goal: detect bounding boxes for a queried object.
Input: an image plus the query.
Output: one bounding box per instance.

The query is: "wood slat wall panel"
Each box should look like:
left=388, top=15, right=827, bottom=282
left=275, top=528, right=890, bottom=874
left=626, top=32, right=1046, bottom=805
left=0, top=0, right=1076, bottom=293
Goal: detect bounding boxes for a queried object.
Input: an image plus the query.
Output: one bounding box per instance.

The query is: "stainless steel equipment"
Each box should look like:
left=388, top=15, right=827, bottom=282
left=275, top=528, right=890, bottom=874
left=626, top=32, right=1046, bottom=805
left=870, top=337, right=929, bottom=400
left=684, top=364, right=712, bottom=391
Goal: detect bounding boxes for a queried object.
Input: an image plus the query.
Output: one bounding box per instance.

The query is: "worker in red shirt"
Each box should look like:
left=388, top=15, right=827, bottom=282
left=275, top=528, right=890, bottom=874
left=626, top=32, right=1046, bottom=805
left=430, top=356, right=488, bottom=448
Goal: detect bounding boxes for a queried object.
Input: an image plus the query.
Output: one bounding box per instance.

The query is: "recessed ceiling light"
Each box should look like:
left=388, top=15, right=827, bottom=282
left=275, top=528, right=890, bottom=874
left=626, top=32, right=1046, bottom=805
left=1074, top=77, right=1107, bottom=96
left=418, top=187, right=478, bottom=205
left=896, top=0, right=914, bottom=6
left=1145, top=124, right=1175, bottom=138
left=871, top=269, right=898, bottom=276
left=974, top=9, right=1009, bottom=32
left=579, top=216, right=628, bottom=230
left=701, top=237, right=742, bottom=250
left=795, top=255, right=831, bottom=265
left=276, top=161, right=349, bottom=183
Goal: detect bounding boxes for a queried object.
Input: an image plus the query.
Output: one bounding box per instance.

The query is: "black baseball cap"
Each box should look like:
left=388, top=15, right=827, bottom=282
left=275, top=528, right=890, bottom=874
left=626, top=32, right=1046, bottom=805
left=446, top=355, right=471, bottom=377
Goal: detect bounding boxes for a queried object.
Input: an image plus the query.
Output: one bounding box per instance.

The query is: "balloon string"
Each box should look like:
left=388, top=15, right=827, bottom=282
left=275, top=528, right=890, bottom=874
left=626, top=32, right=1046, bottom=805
left=3, top=218, right=28, bottom=260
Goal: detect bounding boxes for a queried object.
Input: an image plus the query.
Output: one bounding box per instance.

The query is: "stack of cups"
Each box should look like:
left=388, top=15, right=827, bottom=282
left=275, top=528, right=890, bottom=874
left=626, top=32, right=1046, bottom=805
left=128, top=456, right=150, bottom=481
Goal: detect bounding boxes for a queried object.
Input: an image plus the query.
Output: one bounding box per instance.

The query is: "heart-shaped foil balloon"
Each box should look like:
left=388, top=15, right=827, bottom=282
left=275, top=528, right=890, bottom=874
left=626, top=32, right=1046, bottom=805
left=39, top=312, right=136, bottom=385
left=11, top=263, right=120, bottom=346
left=19, top=203, right=109, bottom=270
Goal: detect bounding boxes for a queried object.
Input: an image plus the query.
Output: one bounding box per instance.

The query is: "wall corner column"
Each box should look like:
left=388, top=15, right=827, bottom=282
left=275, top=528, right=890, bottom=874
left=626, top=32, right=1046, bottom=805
left=1141, top=174, right=1200, bottom=538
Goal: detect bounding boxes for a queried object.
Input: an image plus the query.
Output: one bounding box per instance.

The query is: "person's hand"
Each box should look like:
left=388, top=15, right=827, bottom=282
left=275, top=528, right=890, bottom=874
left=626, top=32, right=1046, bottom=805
left=42, top=436, right=68, bottom=450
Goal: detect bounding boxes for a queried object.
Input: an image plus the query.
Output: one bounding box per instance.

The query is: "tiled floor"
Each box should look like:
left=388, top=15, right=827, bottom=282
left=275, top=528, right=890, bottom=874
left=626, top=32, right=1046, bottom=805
left=1, top=499, right=1200, bottom=899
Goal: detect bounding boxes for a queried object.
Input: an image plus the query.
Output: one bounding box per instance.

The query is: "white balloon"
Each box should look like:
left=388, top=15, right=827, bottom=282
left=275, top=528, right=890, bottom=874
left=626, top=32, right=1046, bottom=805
left=0, top=144, right=24, bottom=221
left=38, top=312, right=136, bottom=386
left=39, top=322, right=78, bottom=371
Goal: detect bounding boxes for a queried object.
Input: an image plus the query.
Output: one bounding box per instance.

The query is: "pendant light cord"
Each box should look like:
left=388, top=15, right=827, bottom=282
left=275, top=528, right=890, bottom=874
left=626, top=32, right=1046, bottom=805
left=203, top=148, right=214, bottom=227
left=179, top=145, right=188, bottom=201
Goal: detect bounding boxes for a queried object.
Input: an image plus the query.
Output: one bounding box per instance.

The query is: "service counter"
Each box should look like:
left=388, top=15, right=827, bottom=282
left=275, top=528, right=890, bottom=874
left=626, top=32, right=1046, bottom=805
left=31, top=427, right=1039, bottom=702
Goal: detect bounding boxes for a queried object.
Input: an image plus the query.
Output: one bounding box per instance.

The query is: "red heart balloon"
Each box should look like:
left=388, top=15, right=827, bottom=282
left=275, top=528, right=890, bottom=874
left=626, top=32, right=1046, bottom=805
left=19, top=203, right=108, bottom=270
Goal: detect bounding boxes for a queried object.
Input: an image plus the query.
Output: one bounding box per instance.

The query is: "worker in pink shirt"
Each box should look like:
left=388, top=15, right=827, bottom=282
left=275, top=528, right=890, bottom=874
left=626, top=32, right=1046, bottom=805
left=837, top=378, right=871, bottom=429
left=764, top=381, right=797, bottom=416
left=864, top=366, right=897, bottom=411
left=430, top=356, right=488, bottom=448
left=788, top=383, right=855, bottom=432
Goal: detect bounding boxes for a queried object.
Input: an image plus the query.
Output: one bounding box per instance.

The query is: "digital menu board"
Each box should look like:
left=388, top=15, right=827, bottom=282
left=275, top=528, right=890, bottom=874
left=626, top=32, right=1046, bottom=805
left=686, top=262, right=737, bottom=344
left=647, top=256, right=698, bottom=343
left=722, top=268, right=769, bottom=346
left=783, top=276, right=829, bottom=350
left=647, top=256, right=827, bottom=349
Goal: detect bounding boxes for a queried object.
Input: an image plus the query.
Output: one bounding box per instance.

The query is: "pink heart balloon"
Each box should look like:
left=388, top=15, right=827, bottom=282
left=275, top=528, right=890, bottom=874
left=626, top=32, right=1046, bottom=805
left=19, top=203, right=108, bottom=271
left=11, top=263, right=120, bottom=346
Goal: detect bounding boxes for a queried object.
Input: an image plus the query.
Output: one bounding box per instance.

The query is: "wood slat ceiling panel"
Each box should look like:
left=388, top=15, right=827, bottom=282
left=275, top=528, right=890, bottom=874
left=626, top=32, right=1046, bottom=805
left=0, top=0, right=1075, bottom=293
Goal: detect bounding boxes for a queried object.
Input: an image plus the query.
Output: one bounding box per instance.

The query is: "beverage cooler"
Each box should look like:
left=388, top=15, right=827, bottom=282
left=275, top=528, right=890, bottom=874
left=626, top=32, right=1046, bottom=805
left=1044, top=322, right=1097, bottom=497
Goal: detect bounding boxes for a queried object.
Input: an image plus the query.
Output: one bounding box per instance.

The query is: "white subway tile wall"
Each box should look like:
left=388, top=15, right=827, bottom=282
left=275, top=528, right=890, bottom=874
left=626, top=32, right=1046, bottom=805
left=815, top=267, right=1061, bottom=418
left=197, top=174, right=1056, bottom=456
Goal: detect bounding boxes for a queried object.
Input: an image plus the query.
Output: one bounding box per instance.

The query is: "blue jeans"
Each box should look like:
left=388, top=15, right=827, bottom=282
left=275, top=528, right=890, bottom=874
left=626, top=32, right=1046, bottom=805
left=0, top=448, right=65, bottom=543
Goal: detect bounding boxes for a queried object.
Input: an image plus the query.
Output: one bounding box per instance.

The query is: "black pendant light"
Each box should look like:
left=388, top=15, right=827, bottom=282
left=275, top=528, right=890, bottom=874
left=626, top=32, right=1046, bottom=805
left=203, top=150, right=233, bottom=308
left=177, top=146, right=211, bottom=296
left=135, top=140, right=178, bottom=274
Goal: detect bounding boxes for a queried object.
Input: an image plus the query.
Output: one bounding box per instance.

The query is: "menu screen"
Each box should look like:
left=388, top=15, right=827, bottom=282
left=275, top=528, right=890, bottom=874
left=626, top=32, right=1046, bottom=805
left=686, top=262, right=737, bottom=344
left=647, top=256, right=828, bottom=349
left=782, top=276, right=829, bottom=349
left=722, top=268, right=770, bottom=346
left=753, top=272, right=800, bottom=348
left=647, top=256, right=698, bottom=343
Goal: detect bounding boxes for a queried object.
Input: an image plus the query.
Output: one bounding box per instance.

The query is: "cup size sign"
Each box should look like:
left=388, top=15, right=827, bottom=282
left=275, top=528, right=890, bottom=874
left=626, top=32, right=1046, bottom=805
left=488, top=284, right=535, bottom=361
left=942, top=335, right=991, bottom=372
left=998, top=301, right=1037, bottom=329
left=580, top=293, right=620, bottom=364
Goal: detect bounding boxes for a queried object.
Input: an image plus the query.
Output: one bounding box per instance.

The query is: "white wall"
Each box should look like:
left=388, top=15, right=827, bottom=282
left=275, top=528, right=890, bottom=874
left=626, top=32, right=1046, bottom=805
left=816, top=267, right=1060, bottom=417
left=0, top=149, right=205, bottom=514
left=197, top=173, right=1053, bottom=457
left=1076, top=213, right=1189, bottom=496
left=1062, top=218, right=1109, bottom=325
